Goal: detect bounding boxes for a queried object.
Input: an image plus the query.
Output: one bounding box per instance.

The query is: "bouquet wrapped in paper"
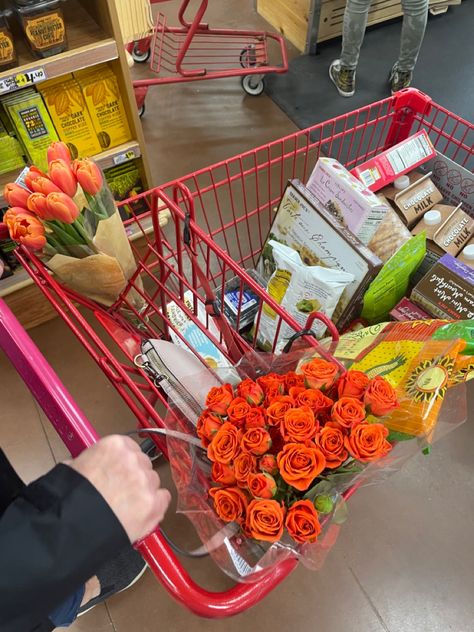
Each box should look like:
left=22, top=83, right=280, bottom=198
left=1, top=142, right=143, bottom=308
left=161, top=318, right=473, bottom=582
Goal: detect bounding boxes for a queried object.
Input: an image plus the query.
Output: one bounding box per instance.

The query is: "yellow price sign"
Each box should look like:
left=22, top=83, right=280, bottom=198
left=14, top=73, right=30, bottom=87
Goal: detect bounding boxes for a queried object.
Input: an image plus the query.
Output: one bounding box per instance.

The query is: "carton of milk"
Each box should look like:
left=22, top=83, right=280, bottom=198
left=307, top=157, right=388, bottom=246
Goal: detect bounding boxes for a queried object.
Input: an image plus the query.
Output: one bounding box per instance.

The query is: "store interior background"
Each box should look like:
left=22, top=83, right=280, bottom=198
left=1, top=0, right=473, bottom=630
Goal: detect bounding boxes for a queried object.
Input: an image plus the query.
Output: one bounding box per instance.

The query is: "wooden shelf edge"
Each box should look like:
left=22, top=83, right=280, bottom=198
left=0, top=38, right=119, bottom=89
left=0, top=268, right=33, bottom=298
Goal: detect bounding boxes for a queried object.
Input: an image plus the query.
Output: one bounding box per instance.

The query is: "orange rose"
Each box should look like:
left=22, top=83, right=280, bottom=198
left=345, top=422, right=392, bottom=463
left=197, top=410, right=223, bottom=447
left=241, top=428, right=272, bottom=456
left=246, top=499, right=285, bottom=542
left=277, top=443, right=326, bottom=491
left=248, top=472, right=277, bottom=499
left=285, top=500, right=322, bottom=544
left=259, top=454, right=278, bottom=475
left=205, top=384, right=234, bottom=416
left=237, top=378, right=264, bottom=406
left=211, top=462, right=237, bottom=485
left=316, top=422, right=348, bottom=469
left=245, top=407, right=267, bottom=429
left=285, top=371, right=305, bottom=391
left=257, top=373, right=285, bottom=394
left=266, top=396, right=294, bottom=427
left=227, top=397, right=251, bottom=428
left=209, top=486, right=248, bottom=523
left=299, top=358, right=339, bottom=391
left=337, top=370, right=370, bottom=400
left=296, top=389, right=334, bottom=415
left=207, top=422, right=242, bottom=464
left=281, top=406, right=319, bottom=442
left=234, top=452, right=257, bottom=487
left=331, top=397, right=366, bottom=430
left=364, top=376, right=399, bottom=417
left=289, top=386, right=306, bottom=401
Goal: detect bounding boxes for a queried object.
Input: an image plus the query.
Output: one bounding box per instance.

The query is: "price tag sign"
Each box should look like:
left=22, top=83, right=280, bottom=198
left=113, top=149, right=137, bottom=166
left=0, top=68, right=47, bottom=95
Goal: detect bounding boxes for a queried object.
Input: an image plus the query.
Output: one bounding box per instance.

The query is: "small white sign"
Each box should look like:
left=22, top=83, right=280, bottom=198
left=0, top=67, right=47, bottom=94
left=113, top=149, right=136, bottom=165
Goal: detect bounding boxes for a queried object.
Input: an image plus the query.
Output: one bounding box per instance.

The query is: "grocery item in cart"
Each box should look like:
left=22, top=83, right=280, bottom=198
left=368, top=202, right=412, bottom=263
left=351, top=130, right=436, bottom=192
left=381, top=171, right=443, bottom=227
left=258, top=180, right=382, bottom=330
left=419, top=152, right=474, bottom=217
left=412, top=204, right=474, bottom=256
left=389, top=297, right=431, bottom=321
left=411, top=253, right=474, bottom=321
left=306, top=157, right=388, bottom=245
left=457, top=242, right=474, bottom=268
left=257, top=241, right=353, bottom=351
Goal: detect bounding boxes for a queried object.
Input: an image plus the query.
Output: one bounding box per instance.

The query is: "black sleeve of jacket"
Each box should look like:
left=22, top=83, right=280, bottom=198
left=0, top=463, right=130, bottom=632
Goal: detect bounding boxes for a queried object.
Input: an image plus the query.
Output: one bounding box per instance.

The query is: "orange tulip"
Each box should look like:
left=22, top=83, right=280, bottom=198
left=27, top=193, right=50, bottom=220
left=30, top=175, right=62, bottom=196
left=73, top=159, right=103, bottom=195
left=3, top=183, right=30, bottom=208
left=47, top=141, right=72, bottom=164
left=24, top=166, right=47, bottom=190
left=49, top=159, right=77, bottom=197
left=7, top=211, right=46, bottom=251
left=3, top=207, right=35, bottom=230
left=46, top=192, right=80, bottom=224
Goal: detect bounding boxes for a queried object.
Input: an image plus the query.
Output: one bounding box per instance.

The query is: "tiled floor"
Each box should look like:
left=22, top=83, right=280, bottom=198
left=1, top=1, right=474, bottom=631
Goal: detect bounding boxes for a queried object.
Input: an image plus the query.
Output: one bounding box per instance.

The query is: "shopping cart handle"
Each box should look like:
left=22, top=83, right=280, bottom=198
left=137, top=531, right=297, bottom=617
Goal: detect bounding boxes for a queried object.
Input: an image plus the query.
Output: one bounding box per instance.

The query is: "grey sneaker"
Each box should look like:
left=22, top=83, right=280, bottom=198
left=329, top=59, right=356, bottom=97
left=390, top=63, right=413, bottom=94
left=77, top=547, right=147, bottom=616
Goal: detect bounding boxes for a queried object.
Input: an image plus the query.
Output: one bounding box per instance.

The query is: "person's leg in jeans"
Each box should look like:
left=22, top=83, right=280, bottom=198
left=390, top=0, right=428, bottom=91
left=329, top=0, right=371, bottom=97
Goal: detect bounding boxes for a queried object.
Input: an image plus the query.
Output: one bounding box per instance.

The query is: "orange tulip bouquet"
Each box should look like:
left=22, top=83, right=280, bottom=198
left=1, top=141, right=143, bottom=308
left=163, top=318, right=472, bottom=582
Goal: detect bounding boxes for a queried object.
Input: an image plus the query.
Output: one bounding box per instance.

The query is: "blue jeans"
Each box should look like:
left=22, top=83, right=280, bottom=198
left=49, top=585, right=85, bottom=628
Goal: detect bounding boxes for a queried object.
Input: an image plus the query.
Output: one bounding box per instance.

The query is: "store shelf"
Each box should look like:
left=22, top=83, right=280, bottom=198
left=92, top=141, right=142, bottom=170
left=0, top=1, right=118, bottom=93
left=0, top=268, right=33, bottom=298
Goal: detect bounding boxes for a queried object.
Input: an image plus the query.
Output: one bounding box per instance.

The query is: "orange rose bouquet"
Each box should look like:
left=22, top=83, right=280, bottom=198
left=199, top=358, right=400, bottom=548
left=0, top=141, right=152, bottom=308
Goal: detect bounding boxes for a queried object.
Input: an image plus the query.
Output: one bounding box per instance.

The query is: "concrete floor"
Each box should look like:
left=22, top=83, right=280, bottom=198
left=1, top=1, right=473, bottom=630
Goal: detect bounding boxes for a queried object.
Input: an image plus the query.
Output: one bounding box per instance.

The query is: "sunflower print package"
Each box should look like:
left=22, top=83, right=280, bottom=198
left=319, top=320, right=473, bottom=437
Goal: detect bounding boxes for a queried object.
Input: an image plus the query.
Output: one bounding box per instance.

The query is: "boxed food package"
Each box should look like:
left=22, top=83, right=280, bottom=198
left=380, top=171, right=443, bottom=227
left=257, top=241, right=354, bottom=351
left=0, top=121, right=26, bottom=174
left=217, top=269, right=266, bottom=332
left=75, top=65, right=132, bottom=150
left=104, top=161, right=149, bottom=221
left=257, top=179, right=382, bottom=330
left=389, top=297, right=431, bottom=321
left=369, top=199, right=412, bottom=262
left=351, top=130, right=436, bottom=192
left=1, top=88, right=59, bottom=171
left=411, top=253, right=474, bottom=321
left=38, top=74, right=102, bottom=158
left=419, top=152, right=474, bottom=217
left=306, top=157, right=388, bottom=245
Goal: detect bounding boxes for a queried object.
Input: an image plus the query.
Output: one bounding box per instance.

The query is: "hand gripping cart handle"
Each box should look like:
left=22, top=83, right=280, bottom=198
left=0, top=298, right=302, bottom=617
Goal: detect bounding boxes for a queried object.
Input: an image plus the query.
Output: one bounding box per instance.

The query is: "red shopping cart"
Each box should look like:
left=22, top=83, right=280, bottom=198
left=1, top=89, right=473, bottom=617
left=125, top=0, right=289, bottom=116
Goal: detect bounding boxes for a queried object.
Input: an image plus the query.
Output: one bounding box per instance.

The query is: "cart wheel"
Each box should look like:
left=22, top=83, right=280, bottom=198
left=242, top=75, right=265, bottom=96
left=138, top=103, right=146, bottom=118
left=240, top=45, right=257, bottom=68
left=140, top=437, right=162, bottom=462
left=132, top=43, right=151, bottom=63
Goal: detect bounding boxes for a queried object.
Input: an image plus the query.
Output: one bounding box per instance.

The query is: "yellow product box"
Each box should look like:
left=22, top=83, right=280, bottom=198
left=1, top=88, right=59, bottom=171
left=74, top=66, right=132, bottom=150
left=38, top=74, right=102, bottom=159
